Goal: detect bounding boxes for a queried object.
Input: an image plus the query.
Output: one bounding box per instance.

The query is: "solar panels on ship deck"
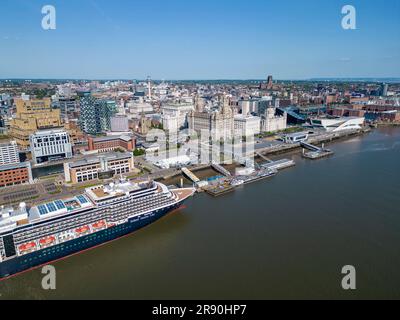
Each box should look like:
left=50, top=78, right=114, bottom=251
left=37, top=204, right=48, bottom=215
left=54, top=200, right=66, bottom=210
left=46, top=202, right=57, bottom=212
left=77, top=195, right=89, bottom=204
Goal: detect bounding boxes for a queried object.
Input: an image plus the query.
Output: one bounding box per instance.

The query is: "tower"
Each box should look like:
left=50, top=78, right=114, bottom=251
left=267, top=75, right=273, bottom=90
left=195, top=94, right=205, bottom=112
left=147, top=76, right=152, bottom=100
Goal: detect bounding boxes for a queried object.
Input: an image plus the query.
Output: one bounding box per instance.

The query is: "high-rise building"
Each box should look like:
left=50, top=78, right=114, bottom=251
left=55, top=97, right=78, bottom=120
left=9, top=98, right=62, bottom=149
left=78, top=92, right=117, bottom=134
left=0, top=141, right=20, bottom=165
left=381, top=83, right=389, bottom=97
left=29, top=129, right=73, bottom=164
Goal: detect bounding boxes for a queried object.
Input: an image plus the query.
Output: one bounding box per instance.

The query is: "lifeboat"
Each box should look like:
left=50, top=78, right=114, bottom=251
left=39, top=236, right=56, bottom=247
left=75, top=225, right=90, bottom=234
left=19, top=242, right=37, bottom=253
left=92, top=220, right=106, bottom=230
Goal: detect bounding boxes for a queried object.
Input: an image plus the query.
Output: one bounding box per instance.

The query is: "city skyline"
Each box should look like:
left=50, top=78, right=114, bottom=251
left=1, top=0, right=399, bottom=80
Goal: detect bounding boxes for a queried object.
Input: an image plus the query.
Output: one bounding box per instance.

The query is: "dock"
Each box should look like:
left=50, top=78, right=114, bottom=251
left=260, top=159, right=295, bottom=171
left=302, top=150, right=334, bottom=159
left=300, top=142, right=334, bottom=160
left=204, top=183, right=235, bottom=197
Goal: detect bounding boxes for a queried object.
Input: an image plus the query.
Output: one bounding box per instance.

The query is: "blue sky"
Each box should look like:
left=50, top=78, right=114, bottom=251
left=0, top=0, right=399, bottom=79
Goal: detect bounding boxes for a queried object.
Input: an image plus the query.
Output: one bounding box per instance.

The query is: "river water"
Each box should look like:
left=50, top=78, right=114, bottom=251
left=1, top=127, right=400, bottom=299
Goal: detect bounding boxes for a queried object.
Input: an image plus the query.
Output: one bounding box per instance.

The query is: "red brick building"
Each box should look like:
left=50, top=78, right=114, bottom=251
left=88, top=135, right=135, bottom=153
left=0, top=162, right=33, bottom=188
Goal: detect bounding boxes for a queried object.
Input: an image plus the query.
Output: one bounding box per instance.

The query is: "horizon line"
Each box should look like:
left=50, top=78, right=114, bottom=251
left=1, top=77, right=400, bottom=82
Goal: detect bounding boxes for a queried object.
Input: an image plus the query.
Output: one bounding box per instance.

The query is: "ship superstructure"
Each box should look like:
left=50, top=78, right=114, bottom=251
left=0, top=179, right=195, bottom=279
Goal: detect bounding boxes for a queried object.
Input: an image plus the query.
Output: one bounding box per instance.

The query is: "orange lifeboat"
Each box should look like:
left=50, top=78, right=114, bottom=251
left=92, top=220, right=106, bottom=230
left=39, top=236, right=56, bottom=247
left=19, top=242, right=37, bottom=253
left=75, top=225, right=90, bottom=234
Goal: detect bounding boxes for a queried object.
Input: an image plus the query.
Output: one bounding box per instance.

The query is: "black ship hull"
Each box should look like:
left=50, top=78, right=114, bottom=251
left=0, top=202, right=182, bottom=280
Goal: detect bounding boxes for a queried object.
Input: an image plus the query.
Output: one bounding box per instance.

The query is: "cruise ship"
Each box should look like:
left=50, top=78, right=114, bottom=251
left=0, top=179, right=195, bottom=279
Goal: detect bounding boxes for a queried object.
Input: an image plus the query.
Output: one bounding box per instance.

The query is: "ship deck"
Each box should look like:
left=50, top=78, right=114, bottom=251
left=173, top=188, right=195, bottom=201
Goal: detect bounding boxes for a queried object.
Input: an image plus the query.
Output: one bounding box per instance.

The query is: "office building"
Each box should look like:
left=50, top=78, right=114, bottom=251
left=29, top=129, right=73, bottom=164
left=79, top=91, right=117, bottom=134
left=56, top=97, right=78, bottom=120
left=0, top=141, right=20, bottom=165
left=0, top=162, right=33, bottom=188
left=381, top=83, right=389, bottom=97
left=9, top=98, right=62, bottom=149
left=234, top=115, right=261, bottom=137
left=161, top=103, right=194, bottom=133
left=64, top=152, right=135, bottom=184
left=87, top=135, right=135, bottom=153
left=261, top=107, right=287, bottom=132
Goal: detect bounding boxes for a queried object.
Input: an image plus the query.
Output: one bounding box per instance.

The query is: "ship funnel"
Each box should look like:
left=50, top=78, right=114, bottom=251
left=19, top=202, right=27, bottom=212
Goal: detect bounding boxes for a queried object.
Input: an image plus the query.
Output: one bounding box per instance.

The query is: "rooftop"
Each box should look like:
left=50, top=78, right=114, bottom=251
left=90, top=135, right=133, bottom=143
left=0, top=161, right=30, bottom=171
left=68, top=151, right=133, bottom=168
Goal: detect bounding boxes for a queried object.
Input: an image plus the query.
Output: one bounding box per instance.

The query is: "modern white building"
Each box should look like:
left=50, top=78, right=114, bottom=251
left=234, top=115, right=261, bottom=137
left=284, top=132, right=309, bottom=144
left=309, top=117, right=365, bottom=132
left=152, top=155, right=191, bottom=169
left=0, top=141, right=20, bottom=165
left=30, top=129, right=73, bottom=164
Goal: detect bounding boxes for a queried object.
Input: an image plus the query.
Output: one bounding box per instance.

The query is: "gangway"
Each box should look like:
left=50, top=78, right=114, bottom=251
left=181, top=167, right=200, bottom=183
left=211, top=163, right=232, bottom=177
left=255, top=152, right=273, bottom=163
left=300, top=142, right=322, bottom=152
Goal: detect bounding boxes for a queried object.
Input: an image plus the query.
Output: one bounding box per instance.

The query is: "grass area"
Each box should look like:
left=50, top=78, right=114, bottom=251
left=75, top=182, right=100, bottom=190
left=133, top=148, right=146, bottom=156
left=39, top=174, right=59, bottom=180
left=257, top=126, right=304, bottom=138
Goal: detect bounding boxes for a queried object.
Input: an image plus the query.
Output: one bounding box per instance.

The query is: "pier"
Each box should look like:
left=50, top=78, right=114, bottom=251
left=300, top=142, right=334, bottom=160
left=261, top=159, right=296, bottom=171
